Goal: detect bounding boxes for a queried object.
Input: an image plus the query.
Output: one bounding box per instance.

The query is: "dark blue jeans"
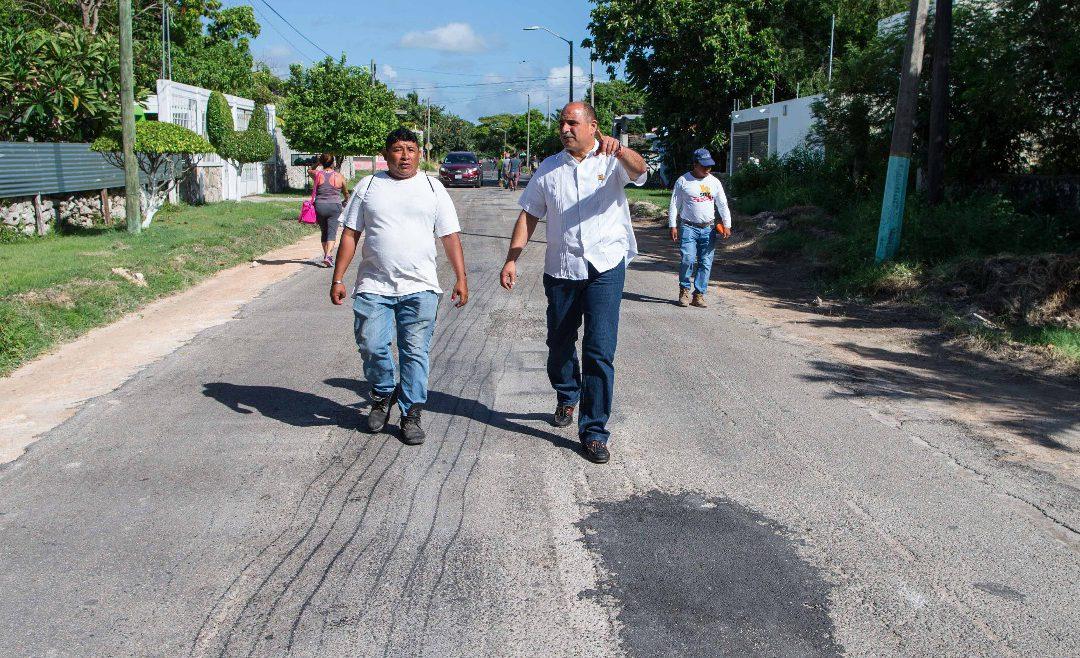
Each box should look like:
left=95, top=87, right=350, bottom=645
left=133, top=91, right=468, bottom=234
left=543, top=261, right=626, bottom=444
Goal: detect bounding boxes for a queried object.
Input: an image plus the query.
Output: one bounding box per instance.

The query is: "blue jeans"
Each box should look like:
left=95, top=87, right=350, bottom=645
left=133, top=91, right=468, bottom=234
left=544, top=261, right=625, bottom=445
left=679, top=223, right=717, bottom=294
left=352, top=291, right=439, bottom=414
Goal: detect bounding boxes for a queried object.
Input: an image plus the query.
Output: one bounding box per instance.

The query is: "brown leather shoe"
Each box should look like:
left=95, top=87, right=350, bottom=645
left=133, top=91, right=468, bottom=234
left=691, top=292, right=708, bottom=308
left=678, top=287, right=691, bottom=307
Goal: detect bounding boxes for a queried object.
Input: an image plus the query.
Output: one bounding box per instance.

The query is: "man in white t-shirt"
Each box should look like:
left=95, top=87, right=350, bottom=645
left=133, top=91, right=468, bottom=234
left=668, top=148, right=732, bottom=308
left=330, top=128, right=468, bottom=445
left=500, top=102, right=647, bottom=465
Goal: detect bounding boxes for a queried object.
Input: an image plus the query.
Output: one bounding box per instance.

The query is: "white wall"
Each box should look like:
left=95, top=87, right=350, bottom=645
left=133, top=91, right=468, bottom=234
left=147, top=80, right=278, bottom=201
left=729, top=94, right=823, bottom=170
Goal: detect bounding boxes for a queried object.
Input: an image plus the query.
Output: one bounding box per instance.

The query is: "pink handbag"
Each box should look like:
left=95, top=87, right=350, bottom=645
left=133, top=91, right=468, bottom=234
left=298, top=172, right=320, bottom=224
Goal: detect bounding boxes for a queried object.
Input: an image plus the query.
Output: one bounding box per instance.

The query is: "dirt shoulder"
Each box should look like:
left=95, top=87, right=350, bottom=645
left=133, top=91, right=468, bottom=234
left=0, top=234, right=322, bottom=466
left=631, top=213, right=1080, bottom=484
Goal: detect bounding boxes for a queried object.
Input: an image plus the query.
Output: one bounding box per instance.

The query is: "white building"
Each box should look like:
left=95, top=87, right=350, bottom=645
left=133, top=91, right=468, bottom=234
left=729, top=94, right=823, bottom=173
left=144, top=80, right=278, bottom=201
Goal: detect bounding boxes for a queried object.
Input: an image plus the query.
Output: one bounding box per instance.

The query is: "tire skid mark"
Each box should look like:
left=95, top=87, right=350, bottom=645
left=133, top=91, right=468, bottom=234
left=188, top=429, right=363, bottom=656
left=213, top=433, right=394, bottom=656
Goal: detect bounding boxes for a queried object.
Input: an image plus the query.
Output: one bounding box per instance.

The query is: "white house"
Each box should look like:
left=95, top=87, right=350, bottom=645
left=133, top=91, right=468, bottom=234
left=729, top=94, right=823, bottom=173
left=144, top=79, right=277, bottom=201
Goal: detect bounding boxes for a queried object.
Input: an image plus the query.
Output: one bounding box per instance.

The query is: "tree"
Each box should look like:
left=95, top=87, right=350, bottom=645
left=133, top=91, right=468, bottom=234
left=281, top=57, right=398, bottom=158
left=0, top=26, right=143, bottom=142
left=92, top=121, right=212, bottom=226
left=587, top=0, right=905, bottom=170
left=396, top=92, right=476, bottom=156
left=589, top=80, right=647, bottom=135
left=205, top=90, right=233, bottom=149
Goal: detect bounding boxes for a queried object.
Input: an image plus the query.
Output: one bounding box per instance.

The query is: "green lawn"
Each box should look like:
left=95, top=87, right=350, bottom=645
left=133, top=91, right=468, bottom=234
left=0, top=201, right=316, bottom=376
left=626, top=187, right=671, bottom=209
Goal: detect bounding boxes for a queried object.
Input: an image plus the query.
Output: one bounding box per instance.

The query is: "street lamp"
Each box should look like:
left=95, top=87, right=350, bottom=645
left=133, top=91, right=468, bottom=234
left=523, top=25, right=573, bottom=104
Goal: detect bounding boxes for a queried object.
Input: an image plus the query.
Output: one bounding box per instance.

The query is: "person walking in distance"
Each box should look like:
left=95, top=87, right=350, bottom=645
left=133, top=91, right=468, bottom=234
left=330, top=128, right=468, bottom=445
left=669, top=148, right=732, bottom=307
left=507, top=152, right=521, bottom=191
left=500, top=102, right=647, bottom=464
left=312, top=153, right=349, bottom=267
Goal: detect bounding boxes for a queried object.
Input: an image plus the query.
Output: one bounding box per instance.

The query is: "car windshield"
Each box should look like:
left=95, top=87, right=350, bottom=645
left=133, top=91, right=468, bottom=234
left=443, top=153, right=477, bottom=164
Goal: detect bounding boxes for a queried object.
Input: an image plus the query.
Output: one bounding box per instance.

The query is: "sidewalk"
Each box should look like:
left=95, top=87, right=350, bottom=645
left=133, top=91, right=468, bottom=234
left=0, top=233, right=322, bottom=465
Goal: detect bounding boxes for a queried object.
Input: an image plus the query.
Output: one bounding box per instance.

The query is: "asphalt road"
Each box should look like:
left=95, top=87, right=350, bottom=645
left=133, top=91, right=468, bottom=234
left=1, top=184, right=1077, bottom=656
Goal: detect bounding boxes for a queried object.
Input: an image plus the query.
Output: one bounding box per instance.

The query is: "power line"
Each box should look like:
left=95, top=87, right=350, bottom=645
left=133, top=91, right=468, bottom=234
left=248, top=3, right=317, bottom=64
left=391, top=77, right=550, bottom=91
left=256, top=0, right=333, bottom=59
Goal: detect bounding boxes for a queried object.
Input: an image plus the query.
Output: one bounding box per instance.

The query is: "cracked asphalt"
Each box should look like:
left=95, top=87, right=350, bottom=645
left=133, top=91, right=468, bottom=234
left=1, top=183, right=1077, bottom=656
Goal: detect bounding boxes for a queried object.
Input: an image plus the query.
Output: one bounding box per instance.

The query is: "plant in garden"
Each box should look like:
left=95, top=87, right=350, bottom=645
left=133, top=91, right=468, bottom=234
left=0, top=26, right=145, bottom=142
left=205, top=90, right=234, bottom=149
left=92, top=122, right=212, bottom=227
left=281, top=57, right=398, bottom=159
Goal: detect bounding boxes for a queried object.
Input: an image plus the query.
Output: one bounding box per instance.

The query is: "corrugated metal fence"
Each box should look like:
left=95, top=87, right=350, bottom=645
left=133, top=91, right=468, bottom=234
left=0, top=142, right=126, bottom=198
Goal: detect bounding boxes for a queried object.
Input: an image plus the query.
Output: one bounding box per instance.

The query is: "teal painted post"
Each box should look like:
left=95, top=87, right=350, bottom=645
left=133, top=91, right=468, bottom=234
left=874, top=0, right=930, bottom=262
left=875, top=156, right=911, bottom=261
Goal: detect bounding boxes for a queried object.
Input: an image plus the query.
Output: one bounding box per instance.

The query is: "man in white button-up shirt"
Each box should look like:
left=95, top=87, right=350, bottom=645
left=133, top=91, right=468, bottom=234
left=500, top=102, right=647, bottom=464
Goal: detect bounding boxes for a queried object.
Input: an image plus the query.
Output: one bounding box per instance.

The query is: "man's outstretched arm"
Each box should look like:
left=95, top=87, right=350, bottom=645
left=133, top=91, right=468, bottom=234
left=500, top=210, right=540, bottom=290
left=330, top=227, right=360, bottom=305
left=440, top=232, right=469, bottom=307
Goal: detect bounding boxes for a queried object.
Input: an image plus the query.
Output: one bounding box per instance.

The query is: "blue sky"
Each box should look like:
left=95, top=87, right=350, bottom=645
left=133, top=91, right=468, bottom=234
left=228, top=0, right=622, bottom=122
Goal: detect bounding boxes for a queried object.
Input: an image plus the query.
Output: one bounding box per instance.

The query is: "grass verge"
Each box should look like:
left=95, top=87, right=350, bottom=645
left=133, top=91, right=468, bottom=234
left=0, top=201, right=315, bottom=376
left=626, top=187, right=671, bottom=209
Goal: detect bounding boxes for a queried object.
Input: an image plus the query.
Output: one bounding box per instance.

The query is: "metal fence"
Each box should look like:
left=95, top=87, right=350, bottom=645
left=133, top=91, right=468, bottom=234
left=0, top=142, right=126, bottom=199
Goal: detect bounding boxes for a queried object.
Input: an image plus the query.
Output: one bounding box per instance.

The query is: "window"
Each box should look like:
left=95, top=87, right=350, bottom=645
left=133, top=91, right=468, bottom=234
left=730, top=119, right=770, bottom=173
left=235, top=108, right=252, bottom=131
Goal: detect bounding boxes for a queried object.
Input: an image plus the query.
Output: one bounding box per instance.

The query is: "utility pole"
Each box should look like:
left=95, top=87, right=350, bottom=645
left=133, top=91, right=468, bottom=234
left=370, top=58, right=376, bottom=85
left=119, top=0, right=140, bottom=232
left=526, top=93, right=531, bottom=165
left=568, top=46, right=574, bottom=104
left=828, top=14, right=835, bottom=85
left=927, top=0, right=953, bottom=206
left=874, top=0, right=930, bottom=262
left=425, top=100, right=431, bottom=163
left=546, top=94, right=550, bottom=127
left=588, top=47, right=595, bottom=106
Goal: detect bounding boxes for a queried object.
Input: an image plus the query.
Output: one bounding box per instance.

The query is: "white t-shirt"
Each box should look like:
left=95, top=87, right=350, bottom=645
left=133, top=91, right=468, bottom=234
left=668, top=172, right=732, bottom=228
left=340, top=172, right=461, bottom=297
left=519, top=141, right=646, bottom=280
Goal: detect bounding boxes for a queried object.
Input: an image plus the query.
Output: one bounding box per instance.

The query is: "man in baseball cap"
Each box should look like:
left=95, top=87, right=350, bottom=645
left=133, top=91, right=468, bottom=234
left=668, top=148, right=733, bottom=307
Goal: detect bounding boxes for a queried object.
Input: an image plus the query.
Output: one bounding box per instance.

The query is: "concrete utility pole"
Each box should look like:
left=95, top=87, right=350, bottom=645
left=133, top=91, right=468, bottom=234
left=370, top=59, right=376, bottom=86
left=425, top=100, right=431, bottom=163
left=526, top=93, right=531, bottom=165
left=119, top=0, right=141, bottom=232
left=927, top=0, right=953, bottom=206
left=874, top=0, right=930, bottom=262
left=588, top=48, right=595, bottom=106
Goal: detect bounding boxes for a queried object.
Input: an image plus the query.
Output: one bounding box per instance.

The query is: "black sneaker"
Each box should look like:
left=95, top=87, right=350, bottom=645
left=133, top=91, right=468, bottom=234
left=553, top=404, right=575, bottom=428
left=401, top=406, right=426, bottom=445
left=583, top=439, right=610, bottom=464
left=367, top=388, right=398, bottom=433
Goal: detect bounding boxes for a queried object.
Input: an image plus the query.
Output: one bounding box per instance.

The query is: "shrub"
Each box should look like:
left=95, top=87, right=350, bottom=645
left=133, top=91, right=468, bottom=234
left=91, top=121, right=212, bottom=227
left=218, top=129, right=273, bottom=165
left=206, top=91, right=233, bottom=149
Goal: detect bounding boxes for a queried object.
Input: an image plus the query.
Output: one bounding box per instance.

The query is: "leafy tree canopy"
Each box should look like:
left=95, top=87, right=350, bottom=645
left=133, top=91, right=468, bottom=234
left=281, top=56, right=398, bottom=156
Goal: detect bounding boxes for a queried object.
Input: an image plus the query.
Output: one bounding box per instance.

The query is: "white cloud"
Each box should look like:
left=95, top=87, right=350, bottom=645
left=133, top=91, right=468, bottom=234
left=546, top=65, right=589, bottom=102
left=399, top=23, right=488, bottom=53
left=380, top=64, right=398, bottom=81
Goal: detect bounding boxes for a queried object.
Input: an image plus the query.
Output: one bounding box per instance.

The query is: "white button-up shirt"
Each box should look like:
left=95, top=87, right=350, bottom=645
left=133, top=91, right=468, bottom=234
left=519, top=141, right=647, bottom=280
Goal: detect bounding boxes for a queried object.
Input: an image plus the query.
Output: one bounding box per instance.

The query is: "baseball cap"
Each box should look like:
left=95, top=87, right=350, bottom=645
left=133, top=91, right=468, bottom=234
left=693, top=148, right=716, bottom=166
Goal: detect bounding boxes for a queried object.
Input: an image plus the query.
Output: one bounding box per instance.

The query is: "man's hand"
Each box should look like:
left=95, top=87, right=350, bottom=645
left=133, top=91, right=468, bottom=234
left=451, top=277, right=469, bottom=307
left=715, top=223, right=732, bottom=239
left=500, top=260, right=517, bottom=291
left=670, top=227, right=679, bottom=242
left=330, top=282, right=347, bottom=305
left=596, top=133, right=623, bottom=157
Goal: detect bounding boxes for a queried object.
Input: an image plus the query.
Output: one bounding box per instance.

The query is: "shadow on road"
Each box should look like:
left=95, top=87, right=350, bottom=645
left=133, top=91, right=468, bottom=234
left=201, top=383, right=366, bottom=429
left=323, top=378, right=579, bottom=453
left=631, top=219, right=1080, bottom=454
left=622, top=290, right=681, bottom=307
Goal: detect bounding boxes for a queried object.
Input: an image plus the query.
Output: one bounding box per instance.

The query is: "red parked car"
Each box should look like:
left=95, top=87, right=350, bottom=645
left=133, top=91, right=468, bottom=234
left=438, top=151, right=483, bottom=188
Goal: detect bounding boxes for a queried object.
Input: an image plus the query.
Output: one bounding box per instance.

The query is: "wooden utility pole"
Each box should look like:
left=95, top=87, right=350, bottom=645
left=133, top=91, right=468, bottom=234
left=874, top=0, right=930, bottom=262
left=119, top=0, right=141, bottom=232
left=926, top=0, right=953, bottom=206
